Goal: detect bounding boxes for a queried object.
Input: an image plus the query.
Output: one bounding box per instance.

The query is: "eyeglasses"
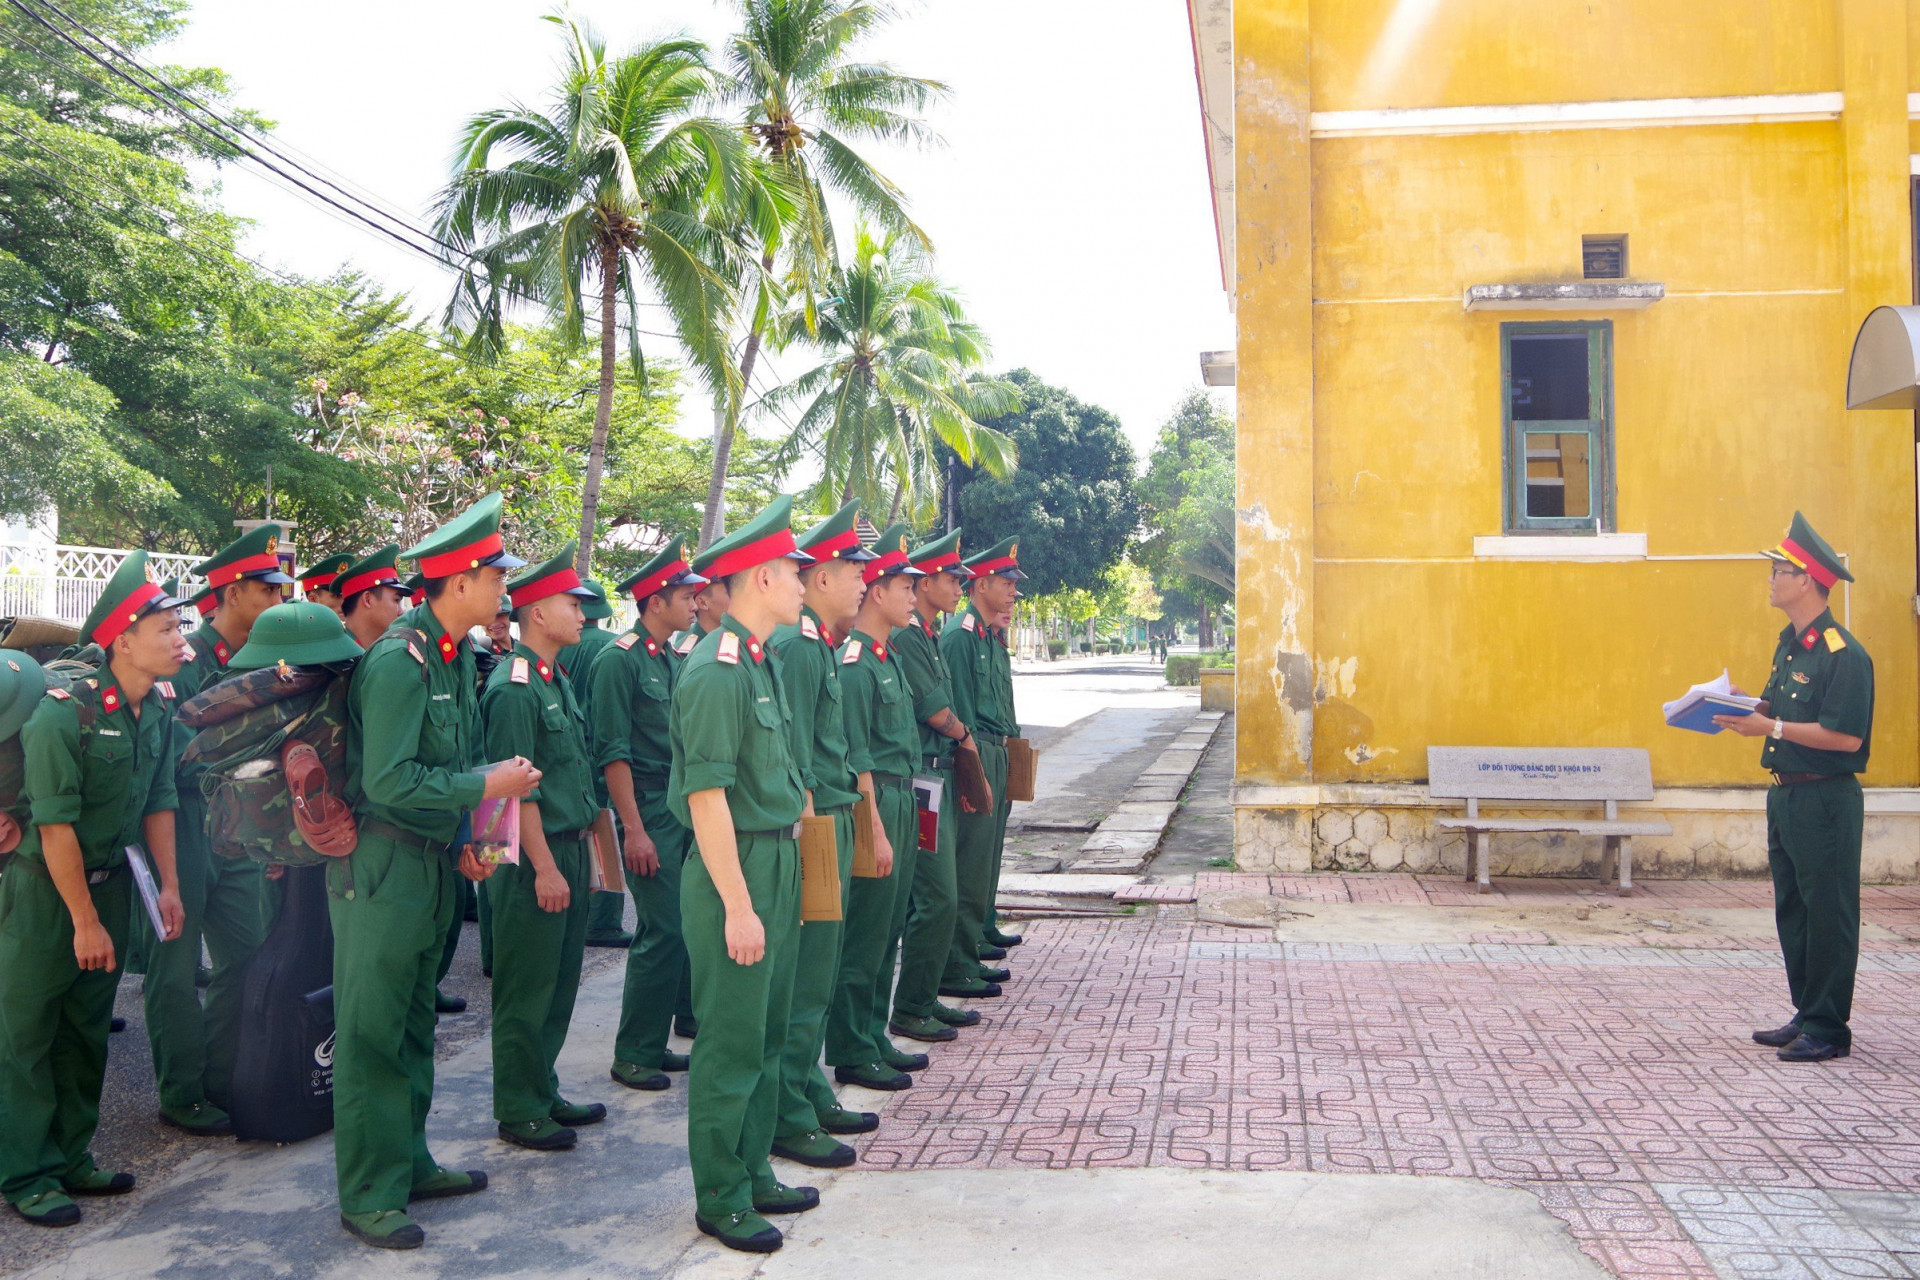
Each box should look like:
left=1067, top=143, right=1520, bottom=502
left=1769, top=565, right=1806, bottom=579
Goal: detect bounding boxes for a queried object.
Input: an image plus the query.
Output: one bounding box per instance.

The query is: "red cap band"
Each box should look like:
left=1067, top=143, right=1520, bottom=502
left=863, top=548, right=910, bottom=584
left=302, top=572, right=338, bottom=590
left=630, top=560, right=692, bottom=601
left=337, top=566, right=400, bottom=599
left=409, top=586, right=425, bottom=605
left=912, top=550, right=963, bottom=575
left=968, top=556, right=1016, bottom=577
left=704, top=529, right=802, bottom=580
left=205, top=551, right=281, bottom=589
left=805, top=527, right=861, bottom=560
left=419, top=531, right=505, bottom=578
left=92, top=581, right=166, bottom=647
left=1777, top=538, right=1838, bottom=589
left=194, top=592, right=218, bottom=618
left=508, top=567, right=584, bottom=609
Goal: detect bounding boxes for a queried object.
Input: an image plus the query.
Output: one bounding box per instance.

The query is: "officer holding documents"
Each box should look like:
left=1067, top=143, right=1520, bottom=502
left=482, top=543, right=605, bottom=1152
left=1714, top=513, right=1873, bottom=1063
left=669, top=496, right=817, bottom=1253
left=0, top=554, right=186, bottom=1227
left=562, top=580, right=632, bottom=949
left=332, top=493, right=540, bottom=1249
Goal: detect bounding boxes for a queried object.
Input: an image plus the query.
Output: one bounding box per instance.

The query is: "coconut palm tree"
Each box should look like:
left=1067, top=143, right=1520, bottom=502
left=435, top=15, right=762, bottom=573
left=766, top=227, right=1018, bottom=522
left=699, top=0, right=947, bottom=547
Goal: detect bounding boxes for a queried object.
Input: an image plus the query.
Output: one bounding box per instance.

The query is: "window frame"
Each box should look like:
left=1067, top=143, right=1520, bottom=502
left=1500, top=320, right=1614, bottom=535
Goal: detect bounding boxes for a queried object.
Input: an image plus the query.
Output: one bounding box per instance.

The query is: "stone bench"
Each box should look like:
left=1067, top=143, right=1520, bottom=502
left=1427, top=747, right=1674, bottom=895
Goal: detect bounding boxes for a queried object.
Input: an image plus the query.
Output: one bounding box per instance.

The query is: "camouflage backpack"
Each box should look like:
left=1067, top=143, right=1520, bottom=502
left=0, top=648, right=103, bottom=873
left=179, top=664, right=352, bottom=868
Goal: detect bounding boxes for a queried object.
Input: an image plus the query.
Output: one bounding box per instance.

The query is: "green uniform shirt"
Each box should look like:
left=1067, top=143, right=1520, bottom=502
left=670, top=619, right=709, bottom=659
left=770, top=606, right=860, bottom=811
left=940, top=604, right=1018, bottom=739
left=1760, top=608, right=1874, bottom=776
left=345, top=605, right=487, bottom=842
left=589, top=625, right=678, bottom=785
left=668, top=615, right=805, bottom=834
left=175, top=623, right=234, bottom=702
left=481, top=643, right=599, bottom=835
left=891, top=611, right=956, bottom=762
left=559, top=624, right=616, bottom=710
left=16, top=676, right=179, bottom=871
left=838, top=628, right=919, bottom=780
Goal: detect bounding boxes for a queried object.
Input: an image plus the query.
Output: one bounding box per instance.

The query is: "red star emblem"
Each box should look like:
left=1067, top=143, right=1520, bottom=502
left=438, top=634, right=458, bottom=663
left=100, top=687, right=120, bottom=713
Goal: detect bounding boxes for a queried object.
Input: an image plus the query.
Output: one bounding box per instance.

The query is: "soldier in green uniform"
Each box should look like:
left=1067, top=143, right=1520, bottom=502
left=596, top=538, right=706, bottom=1092
left=564, top=580, right=632, bottom=949
left=482, top=544, right=607, bottom=1151
left=768, top=501, right=882, bottom=1169
left=670, top=495, right=818, bottom=1253
left=942, top=538, right=1023, bottom=993
left=826, top=525, right=925, bottom=1092
left=1715, top=513, right=1874, bottom=1063
left=337, top=546, right=407, bottom=652
left=298, top=552, right=356, bottom=616
left=889, top=530, right=991, bottom=1043
left=332, top=493, right=541, bottom=1250
left=674, top=574, right=731, bottom=659
left=146, top=523, right=292, bottom=1136
left=0, top=554, right=186, bottom=1227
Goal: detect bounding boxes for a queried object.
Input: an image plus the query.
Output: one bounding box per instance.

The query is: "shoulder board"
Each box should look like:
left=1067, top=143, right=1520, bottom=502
left=155, top=681, right=175, bottom=700
left=510, top=656, right=531, bottom=684
left=615, top=632, right=640, bottom=650
left=800, top=616, right=819, bottom=640
left=47, top=687, right=71, bottom=701
left=842, top=639, right=863, bottom=665
left=716, top=632, right=741, bottom=665
left=675, top=632, right=698, bottom=655
left=962, top=613, right=977, bottom=633
left=1825, top=628, right=1847, bottom=653
left=405, top=641, right=425, bottom=664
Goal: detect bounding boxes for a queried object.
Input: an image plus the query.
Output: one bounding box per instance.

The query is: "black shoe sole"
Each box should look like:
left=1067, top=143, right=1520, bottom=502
left=340, top=1215, right=424, bottom=1250
left=674, top=1022, right=700, bottom=1039
left=157, top=1112, right=232, bottom=1137
left=931, top=1010, right=981, bottom=1027
left=12, top=1204, right=80, bottom=1228
left=696, top=1217, right=783, bottom=1253
left=884, top=1054, right=932, bottom=1072
left=63, top=1176, right=135, bottom=1196
left=435, top=1001, right=468, bottom=1015
left=498, top=1128, right=577, bottom=1151
left=409, top=1171, right=488, bottom=1201
left=770, top=1145, right=856, bottom=1169
left=977, top=946, right=1008, bottom=961
left=553, top=1106, right=607, bottom=1127
left=1778, top=1046, right=1851, bottom=1062
left=754, top=1189, right=821, bottom=1214
left=938, top=986, right=1002, bottom=999
left=834, top=1070, right=912, bottom=1092
left=821, top=1114, right=881, bottom=1134
left=612, top=1070, right=672, bottom=1091
left=890, top=1024, right=958, bottom=1043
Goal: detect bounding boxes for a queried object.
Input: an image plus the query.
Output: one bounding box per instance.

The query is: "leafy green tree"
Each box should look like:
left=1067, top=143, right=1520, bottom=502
left=1137, top=388, right=1234, bottom=645
left=767, top=228, right=1016, bottom=522
left=437, top=14, right=756, bottom=573
left=951, top=368, right=1133, bottom=597
left=701, top=0, right=946, bottom=547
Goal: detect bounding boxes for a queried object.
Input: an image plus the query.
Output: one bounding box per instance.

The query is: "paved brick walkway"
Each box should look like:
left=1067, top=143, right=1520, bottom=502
left=867, top=874, right=1920, bottom=1279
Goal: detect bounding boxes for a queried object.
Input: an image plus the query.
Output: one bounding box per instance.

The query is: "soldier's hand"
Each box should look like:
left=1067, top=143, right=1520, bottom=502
left=623, top=826, right=659, bottom=877
left=534, top=865, right=569, bottom=913
left=1713, top=712, right=1775, bottom=738
left=457, top=845, right=496, bottom=882
left=157, top=887, right=185, bottom=942
left=73, top=919, right=115, bottom=972
left=725, top=908, right=766, bottom=966
left=875, top=831, right=894, bottom=877
left=482, top=757, right=543, bottom=800
left=0, top=811, right=18, bottom=855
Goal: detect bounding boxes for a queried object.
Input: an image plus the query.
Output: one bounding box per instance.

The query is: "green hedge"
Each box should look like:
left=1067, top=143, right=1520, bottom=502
left=1200, top=650, right=1235, bottom=670
left=1045, top=640, right=1067, bottom=659
left=1165, top=654, right=1201, bottom=685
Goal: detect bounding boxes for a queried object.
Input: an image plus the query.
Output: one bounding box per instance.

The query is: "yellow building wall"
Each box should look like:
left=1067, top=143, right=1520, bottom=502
left=1235, top=0, right=1919, bottom=796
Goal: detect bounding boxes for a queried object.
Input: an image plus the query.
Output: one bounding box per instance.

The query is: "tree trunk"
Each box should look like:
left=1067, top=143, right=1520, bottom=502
left=1198, top=600, right=1213, bottom=650
left=575, top=240, right=620, bottom=578
left=699, top=252, right=776, bottom=550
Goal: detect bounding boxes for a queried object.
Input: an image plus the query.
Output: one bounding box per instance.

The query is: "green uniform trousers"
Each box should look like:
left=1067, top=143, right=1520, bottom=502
left=443, top=874, right=477, bottom=982
left=123, top=887, right=154, bottom=976
left=893, top=772, right=958, bottom=1020
left=327, top=830, right=459, bottom=1214
left=1767, top=774, right=1863, bottom=1048
left=682, top=828, right=799, bottom=1218
left=946, top=741, right=1009, bottom=985
left=614, top=793, right=694, bottom=1068
left=489, top=835, right=590, bottom=1125
left=0, top=865, right=128, bottom=1205
left=826, top=780, right=918, bottom=1066
left=983, top=771, right=1015, bottom=942
left=775, top=806, right=854, bottom=1139
left=144, top=790, right=275, bottom=1111
left=586, top=881, right=627, bottom=940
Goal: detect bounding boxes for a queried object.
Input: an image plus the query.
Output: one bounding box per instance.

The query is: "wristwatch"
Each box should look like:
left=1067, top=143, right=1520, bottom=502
left=1770, top=719, right=1786, bottom=741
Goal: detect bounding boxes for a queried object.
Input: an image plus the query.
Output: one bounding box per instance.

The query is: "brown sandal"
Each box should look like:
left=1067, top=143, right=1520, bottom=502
left=282, top=740, right=358, bottom=858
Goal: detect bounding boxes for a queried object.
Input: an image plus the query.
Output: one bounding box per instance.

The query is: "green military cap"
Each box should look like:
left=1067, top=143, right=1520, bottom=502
left=863, top=522, right=926, bottom=583
left=964, top=536, right=1025, bottom=581
left=797, top=499, right=880, bottom=563
left=195, top=522, right=294, bottom=589
left=690, top=495, right=815, bottom=579
left=404, top=572, right=425, bottom=604
left=578, top=579, right=615, bottom=620
left=335, top=544, right=402, bottom=601
left=907, top=527, right=967, bottom=579
left=0, top=649, right=47, bottom=741
left=297, top=552, right=355, bottom=593
left=161, top=576, right=180, bottom=598
left=185, top=585, right=216, bottom=619
left=1761, top=511, right=1855, bottom=586
left=506, top=541, right=598, bottom=610
left=617, top=536, right=707, bottom=601
left=81, top=549, right=181, bottom=648
left=229, top=602, right=364, bottom=670
left=403, top=492, right=526, bottom=578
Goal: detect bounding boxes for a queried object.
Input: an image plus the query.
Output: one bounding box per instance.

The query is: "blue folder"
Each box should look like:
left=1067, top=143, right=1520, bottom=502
left=1665, top=695, right=1758, bottom=735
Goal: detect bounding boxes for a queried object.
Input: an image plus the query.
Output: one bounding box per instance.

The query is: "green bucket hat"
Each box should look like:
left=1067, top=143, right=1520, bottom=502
left=578, top=579, right=615, bottom=620
left=0, top=651, right=47, bottom=741
left=228, top=602, right=364, bottom=670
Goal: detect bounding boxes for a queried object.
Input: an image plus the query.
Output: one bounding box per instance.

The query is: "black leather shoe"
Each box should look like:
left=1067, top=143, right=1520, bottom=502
left=1778, top=1033, right=1848, bottom=1062
left=984, top=927, right=1024, bottom=948
left=434, top=989, right=467, bottom=1015
left=109, top=1017, right=126, bottom=1034
left=977, top=944, right=1008, bottom=961
left=697, top=1210, right=782, bottom=1253
left=834, top=1063, right=911, bottom=1091
left=939, top=981, right=1002, bottom=999
left=1752, top=1019, right=1802, bottom=1048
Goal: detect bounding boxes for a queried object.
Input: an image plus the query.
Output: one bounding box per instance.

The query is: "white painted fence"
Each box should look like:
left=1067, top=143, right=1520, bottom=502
left=1, top=543, right=207, bottom=626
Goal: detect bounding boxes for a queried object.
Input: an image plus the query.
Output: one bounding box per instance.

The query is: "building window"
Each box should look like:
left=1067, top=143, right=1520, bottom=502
left=1582, top=234, right=1627, bottom=279
left=1502, top=322, right=1613, bottom=534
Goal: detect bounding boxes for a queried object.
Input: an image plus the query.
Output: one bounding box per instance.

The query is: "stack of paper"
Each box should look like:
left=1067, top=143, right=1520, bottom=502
left=1663, top=670, right=1761, bottom=735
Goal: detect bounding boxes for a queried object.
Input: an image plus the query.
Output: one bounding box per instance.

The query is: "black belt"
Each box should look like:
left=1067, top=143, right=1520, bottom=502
left=6, top=857, right=122, bottom=886
left=920, top=756, right=954, bottom=772
left=548, top=828, right=595, bottom=844
left=975, top=732, right=1007, bottom=747
left=360, top=818, right=453, bottom=856
left=1771, top=771, right=1850, bottom=787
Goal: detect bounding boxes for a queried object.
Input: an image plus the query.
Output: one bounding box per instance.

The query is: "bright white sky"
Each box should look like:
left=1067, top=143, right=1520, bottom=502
left=161, top=0, right=1233, bottom=464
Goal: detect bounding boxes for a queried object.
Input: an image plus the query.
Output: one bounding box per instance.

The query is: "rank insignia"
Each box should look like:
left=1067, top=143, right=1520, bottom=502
left=800, top=616, right=819, bottom=640
left=156, top=681, right=175, bottom=699
left=214, top=641, right=230, bottom=665
left=645, top=637, right=659, bottom=656
left=842, top=639, right=863, bottom=664
left=746, top=637, right=764, bottom=663
left=1801, top=630, right=1819, bottom=651
left=100, top=687, right=120, bottom=713
left=873, top=644, right=887, bottom=662
left=406, top=641, right=425, bottom=664
left=47, top=687, right=71, bottom=701
left=536, top=661, right=552, bottom=682
left=1825, top=628, right=1847, bottom=653
left=615, top=633, right=640, bottom=650
left=510, top=656, right=531, bottom=684
left=438, top=634, right=458, bottom=663
left=717, top=632, right=740, bottom=665
left=962, top=613, right=977, bottom=634
left=676, top=633, right=698, bottom=655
